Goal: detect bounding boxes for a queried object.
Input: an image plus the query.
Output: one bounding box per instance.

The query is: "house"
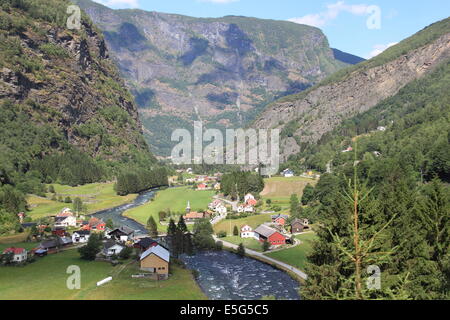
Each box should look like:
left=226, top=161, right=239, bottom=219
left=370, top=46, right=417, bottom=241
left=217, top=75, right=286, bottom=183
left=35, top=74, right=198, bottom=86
left=2, top=247, right=27, bottom=263
left=89, top=217, right=106, bottom=232
left=38, top=239, right=58, bottom=254
left=54, top=211, right=77, bottom=228
left=244, top=193, right=255, bottom=203
left=140, top=245, right=170, bottom=278
left=246, top=198, right=258, bottom=206
left=215, top=204, right=227, bottom=215
left=108, top=226, right=135, bottom=242
left=72, top=230, right=90, bottom=243
left=290, top=219, right=306, bottom=233
left=240, top=225, right=254, bottom=238
left=253, top=225, right=286, bottom=246
left=271, top=214, right=289, bottom=226
left=183, top=211, right=208, bottom=222
left=60, top=236, right=73, bottom=247
left=134, top=237, right=159, bottom=252
left=208, top=199, right=222, bottom=210
left=52, top=227, right=68, bottom=237
left=103, top=240, right=125, bottom=257
left=282, top=169, right=294, bottom=178
left=197, top=183, right=208, bottom=190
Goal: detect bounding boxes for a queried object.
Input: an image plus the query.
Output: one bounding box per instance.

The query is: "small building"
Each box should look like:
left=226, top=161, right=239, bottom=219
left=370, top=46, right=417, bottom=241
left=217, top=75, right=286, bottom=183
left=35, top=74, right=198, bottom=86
left=183, top=211, right=209, bottom=222
left=103, top=240, right=125, bottom=257
left=282, top=169, right=294, bottom=178
left=54, top=212, right=77, bottom=228
left=134, top=237, right=159, bottom=252
left=52, top=227, right=67, bottom=237
left=271, top=214, right=289, bottom=226
left=89, top=218, right=106, bottom=232
left=2, top=247, right=27, bottom=263
left=254, top=225, right=286, bottom=246
left=244, top=193, right=255, bottom=203
left=197, top=183, right=208, bottom=190
left=108, top=226, right=135, bottom=242
left=215, top=204, right=227, bottom=215
left=246, top=198, right=258, bottom=206
left=140, top=245, right=170, bottom=279
left=290, top=219, right=306, bottom=234
left=240, top=225, right=254, bottom=238
left=72, top=230, right=90, bottom=243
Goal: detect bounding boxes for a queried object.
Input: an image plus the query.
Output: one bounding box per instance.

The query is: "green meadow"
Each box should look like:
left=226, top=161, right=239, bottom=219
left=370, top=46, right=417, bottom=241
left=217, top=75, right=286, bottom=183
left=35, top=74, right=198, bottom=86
left=213, top=214, right=272, bottom=235
left=124, top=186, right=215, bottom=232
left=0, top=249, right=206, bottom=300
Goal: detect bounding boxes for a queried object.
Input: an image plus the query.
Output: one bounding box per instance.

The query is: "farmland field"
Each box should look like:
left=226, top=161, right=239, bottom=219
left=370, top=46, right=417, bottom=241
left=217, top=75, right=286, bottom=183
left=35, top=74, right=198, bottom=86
left=264, top=233, right=317, bottom=270
left=0, top=249, right=206, bottom=300
left=124, top=186, right=215, bottom=232
left=27, top=183, right=138, bottom=220
left=260, top=176, right=317, bottom=199
left=220, top=236, right=264, bottom=252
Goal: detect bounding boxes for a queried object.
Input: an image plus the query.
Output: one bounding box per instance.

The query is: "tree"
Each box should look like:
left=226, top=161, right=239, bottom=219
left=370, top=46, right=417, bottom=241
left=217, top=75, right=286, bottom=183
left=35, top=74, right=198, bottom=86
left=64, top=196, right=72, bottom=203
left=301, top=184, right=315, bottom=205
left=119, top=246, right=133, bottom=260
left=78, top=233, right=102, bottom=260
left=72, top=197, right=83, bottom=214
left=237, top=243, right=245, bottom=257
left=158, top=211, right=167, bottom=221
left=147, top=216, right=158, bottom=238
left=177, top=215, right=188, bottom=233
left=167, top=219, right=177, bottom=237
left=290, top=194, right=301, bottom=218
left=105, top=218, right=114, bottom=230
left=48, top=185, right=55, bottom=193
left=233, top=225, right=239, bottom=236
left=262, top=240, right=270, bottom=252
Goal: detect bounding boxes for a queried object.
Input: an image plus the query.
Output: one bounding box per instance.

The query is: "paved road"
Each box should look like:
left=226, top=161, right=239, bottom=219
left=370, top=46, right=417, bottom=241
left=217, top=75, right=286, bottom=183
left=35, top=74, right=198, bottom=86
left=213, top=236, right=308, bottom=280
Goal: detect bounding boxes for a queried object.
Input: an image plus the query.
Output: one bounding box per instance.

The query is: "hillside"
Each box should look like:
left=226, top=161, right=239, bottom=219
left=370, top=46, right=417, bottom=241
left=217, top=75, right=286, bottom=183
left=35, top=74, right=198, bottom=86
left=252, top=17, right=450, bottom=162
left=0, top=0, right=159, bottom=232
left=73, top=0, right=354, bottom=155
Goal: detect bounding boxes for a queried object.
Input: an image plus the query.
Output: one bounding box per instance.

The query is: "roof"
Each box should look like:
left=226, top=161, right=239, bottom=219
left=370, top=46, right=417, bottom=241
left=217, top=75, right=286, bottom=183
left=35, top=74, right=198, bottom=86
left=137, top=237, right=158, bottom=249
left=40, top=240, right=57, bottom=249
left=184, top=212, right=204, bottom=219
left=241, top=225, right=252, bottom=231
left=254, top=225, right=279, bottom=238
left=271, top=214, right=288, bottom=220
left=109, top=226, right=134, bottom=235
left=140, top=245, right=170, bottom=263
left=73, top=230, right=90, bottom=236
left=103, top=240, right=124, bottom=250
left=3, top=247, right=25, bottom=255
left=291, top=218, right=306, bottom=226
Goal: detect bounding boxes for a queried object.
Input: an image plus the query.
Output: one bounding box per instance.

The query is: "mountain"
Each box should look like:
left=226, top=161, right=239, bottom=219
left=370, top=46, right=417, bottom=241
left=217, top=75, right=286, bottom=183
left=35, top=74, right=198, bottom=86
left=252, top=17, right=450, bottom=162
left=0, top=0, right=157, bottom=195
left=73, top=0, right=354, bottom=155
left=331, top=48, right=365, bottom=65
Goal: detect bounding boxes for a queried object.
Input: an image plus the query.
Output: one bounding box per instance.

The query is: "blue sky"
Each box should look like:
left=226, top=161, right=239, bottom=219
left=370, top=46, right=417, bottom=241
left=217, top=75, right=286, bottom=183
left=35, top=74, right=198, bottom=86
left=93, top=0, right=450, bottom=59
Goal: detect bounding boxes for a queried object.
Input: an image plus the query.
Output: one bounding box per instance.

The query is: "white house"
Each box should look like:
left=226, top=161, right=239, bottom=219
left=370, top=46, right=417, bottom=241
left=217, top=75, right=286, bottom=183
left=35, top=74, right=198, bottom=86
left=240, top=225, right=254, bottom=238
left=215, top=204, right=227, bottom=215
left=54, top=213, right=77, bottom=228
left=244, top=193, right=255, bottom=203
left=283, top=169, right=294, bottom=178
left=72, top=230, right=90, bottom=243
left=103, top=241, right=125, bottom=257
left=2, top=247, right=27, bottom=263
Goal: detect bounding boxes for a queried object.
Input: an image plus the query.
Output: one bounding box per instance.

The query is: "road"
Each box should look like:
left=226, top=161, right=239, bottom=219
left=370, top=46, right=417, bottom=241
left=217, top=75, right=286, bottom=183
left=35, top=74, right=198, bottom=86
left=213, top=236, right=308, bottom=280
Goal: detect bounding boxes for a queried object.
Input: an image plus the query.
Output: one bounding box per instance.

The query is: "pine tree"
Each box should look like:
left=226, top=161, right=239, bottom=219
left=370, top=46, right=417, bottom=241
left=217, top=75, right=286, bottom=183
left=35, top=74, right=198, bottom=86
left=177, top=215, right=188, bottom=233
left=146, top=216, right=158, bottom=238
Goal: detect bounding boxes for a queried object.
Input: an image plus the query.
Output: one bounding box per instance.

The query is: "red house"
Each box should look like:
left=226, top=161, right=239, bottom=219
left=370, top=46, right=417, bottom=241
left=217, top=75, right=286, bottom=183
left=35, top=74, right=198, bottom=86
left=246, top=198, right=257, bottom=206
left=271, top=214, right=288, bottom=226
left=254, top=225, right=286, bottom=246
left=197, top=183, right=208, bottom=190
left=89, top=217, right=106, bottom=232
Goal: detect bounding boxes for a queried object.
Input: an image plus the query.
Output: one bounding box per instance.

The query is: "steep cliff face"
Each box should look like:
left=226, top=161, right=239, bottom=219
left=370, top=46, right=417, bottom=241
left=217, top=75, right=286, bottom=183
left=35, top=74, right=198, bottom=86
left=73, top=0, right=355, bottom=155
left=252, top=18, right=450, bottom=161
left=0, top=0, right=153, bottom=162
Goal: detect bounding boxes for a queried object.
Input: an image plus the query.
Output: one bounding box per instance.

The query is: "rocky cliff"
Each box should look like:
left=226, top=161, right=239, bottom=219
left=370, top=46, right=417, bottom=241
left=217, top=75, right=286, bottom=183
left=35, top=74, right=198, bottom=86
left=252, top=18, right=450, bottom=161
left=0, top=0, right=153, bottom=163
left=73, top=0, right=357, bottom=155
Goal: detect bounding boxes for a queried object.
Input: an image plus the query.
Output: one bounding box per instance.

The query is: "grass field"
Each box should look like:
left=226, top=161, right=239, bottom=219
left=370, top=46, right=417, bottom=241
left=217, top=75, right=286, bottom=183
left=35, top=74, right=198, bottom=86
left=0, top=249, right=206, bottom=300
left=27, top=183, right=138, bottom=220
left=264, top=233, right=317, bottom=271
left=0, top=233, right=30, bottom=245
left=0, top=241, right=39, bottom=251
left=124, top=187, right=215, bottom=232
left=260, top=176, right=317, bottom=199
left=213, top=214, right=272, bottom=235
left=221, top=236, right=264, bottom=252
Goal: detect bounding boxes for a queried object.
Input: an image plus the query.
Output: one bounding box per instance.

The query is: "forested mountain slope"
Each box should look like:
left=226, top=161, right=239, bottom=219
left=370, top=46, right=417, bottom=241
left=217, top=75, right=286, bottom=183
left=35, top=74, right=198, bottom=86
left=0, top=0, right=163, bottom=231
left=73, top=0, right=355, bottom=155
left=253, top=17, right=450, bottom=161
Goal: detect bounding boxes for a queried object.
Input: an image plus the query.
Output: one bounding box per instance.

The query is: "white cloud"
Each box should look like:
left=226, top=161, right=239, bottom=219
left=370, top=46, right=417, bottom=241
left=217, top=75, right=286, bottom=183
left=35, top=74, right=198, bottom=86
left=366, top=42, right=398, bottom=59
left=288, top=1, right=371, bottom=28
left=93, top=0, right=140, bottom=9
left=198, top=0, right=240, bottom=3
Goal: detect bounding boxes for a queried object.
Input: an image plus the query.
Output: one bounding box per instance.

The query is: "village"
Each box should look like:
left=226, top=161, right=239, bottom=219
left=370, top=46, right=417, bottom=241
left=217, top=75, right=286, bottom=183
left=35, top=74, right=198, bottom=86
left=0, top=167, right=317, bottom=299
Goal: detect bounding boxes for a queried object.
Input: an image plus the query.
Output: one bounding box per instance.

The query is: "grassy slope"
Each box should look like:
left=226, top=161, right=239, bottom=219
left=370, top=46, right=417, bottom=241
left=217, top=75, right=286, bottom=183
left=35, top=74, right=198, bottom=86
left=213, top=214, right=272, bottom=235
left=0, top=249, right=205, bottom=300
left=260, top=176, right=317, bottom=199
left=221, top=236, right=264, bottom=252
left=27, top=183, right=138, bottom=220
left=124, top=187, right=215, bottom=231
left=265, top=233, right=317, bottom=270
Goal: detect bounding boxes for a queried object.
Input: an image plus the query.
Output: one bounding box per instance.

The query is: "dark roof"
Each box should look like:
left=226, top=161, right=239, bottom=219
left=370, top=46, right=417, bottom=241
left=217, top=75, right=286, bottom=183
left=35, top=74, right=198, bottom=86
left=109, top=226, right=134, bottom=236
left=40, top=240, right=57, bottom=249
left=103, top=240, right=123, bottom=250
left=137, top=237, right=158, bottom=249
left=271, top=214, right=289, bottom=220
left=291, top=218, right=306, bottom=226
left=254, top=225, right=278, bottom=238
left=73, top=230, right=90, bottom=236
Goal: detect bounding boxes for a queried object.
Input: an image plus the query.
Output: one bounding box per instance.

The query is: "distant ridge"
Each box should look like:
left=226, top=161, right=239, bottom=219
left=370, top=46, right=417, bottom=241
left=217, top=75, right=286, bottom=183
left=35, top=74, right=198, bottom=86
left=332, top=48, right=365, bottom=65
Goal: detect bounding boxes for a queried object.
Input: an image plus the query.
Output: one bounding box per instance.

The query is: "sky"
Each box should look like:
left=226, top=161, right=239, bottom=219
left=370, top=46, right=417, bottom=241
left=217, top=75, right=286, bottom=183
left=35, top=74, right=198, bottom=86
left=92, top=0, right=450, bottom=59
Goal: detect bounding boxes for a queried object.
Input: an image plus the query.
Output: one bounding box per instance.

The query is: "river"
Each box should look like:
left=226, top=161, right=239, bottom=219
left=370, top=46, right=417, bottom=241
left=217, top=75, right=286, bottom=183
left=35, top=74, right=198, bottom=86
left=91, top=189, right=301, bottom=300
left=91, top=189, right=157, bottom=235
left=182, top=251, right=300, bottom=300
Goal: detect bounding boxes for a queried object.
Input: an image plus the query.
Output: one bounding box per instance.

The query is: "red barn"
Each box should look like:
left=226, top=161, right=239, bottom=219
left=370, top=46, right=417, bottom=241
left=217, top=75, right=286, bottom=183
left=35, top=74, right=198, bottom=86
left=254, top=225, right=286, bottom=246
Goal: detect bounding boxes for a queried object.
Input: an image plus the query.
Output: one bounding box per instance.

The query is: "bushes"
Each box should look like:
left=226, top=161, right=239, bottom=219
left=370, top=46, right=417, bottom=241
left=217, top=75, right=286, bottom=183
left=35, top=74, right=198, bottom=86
left=115, top=167, right=168, bottom=196
left=39, top=43, right=69, bottom=58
